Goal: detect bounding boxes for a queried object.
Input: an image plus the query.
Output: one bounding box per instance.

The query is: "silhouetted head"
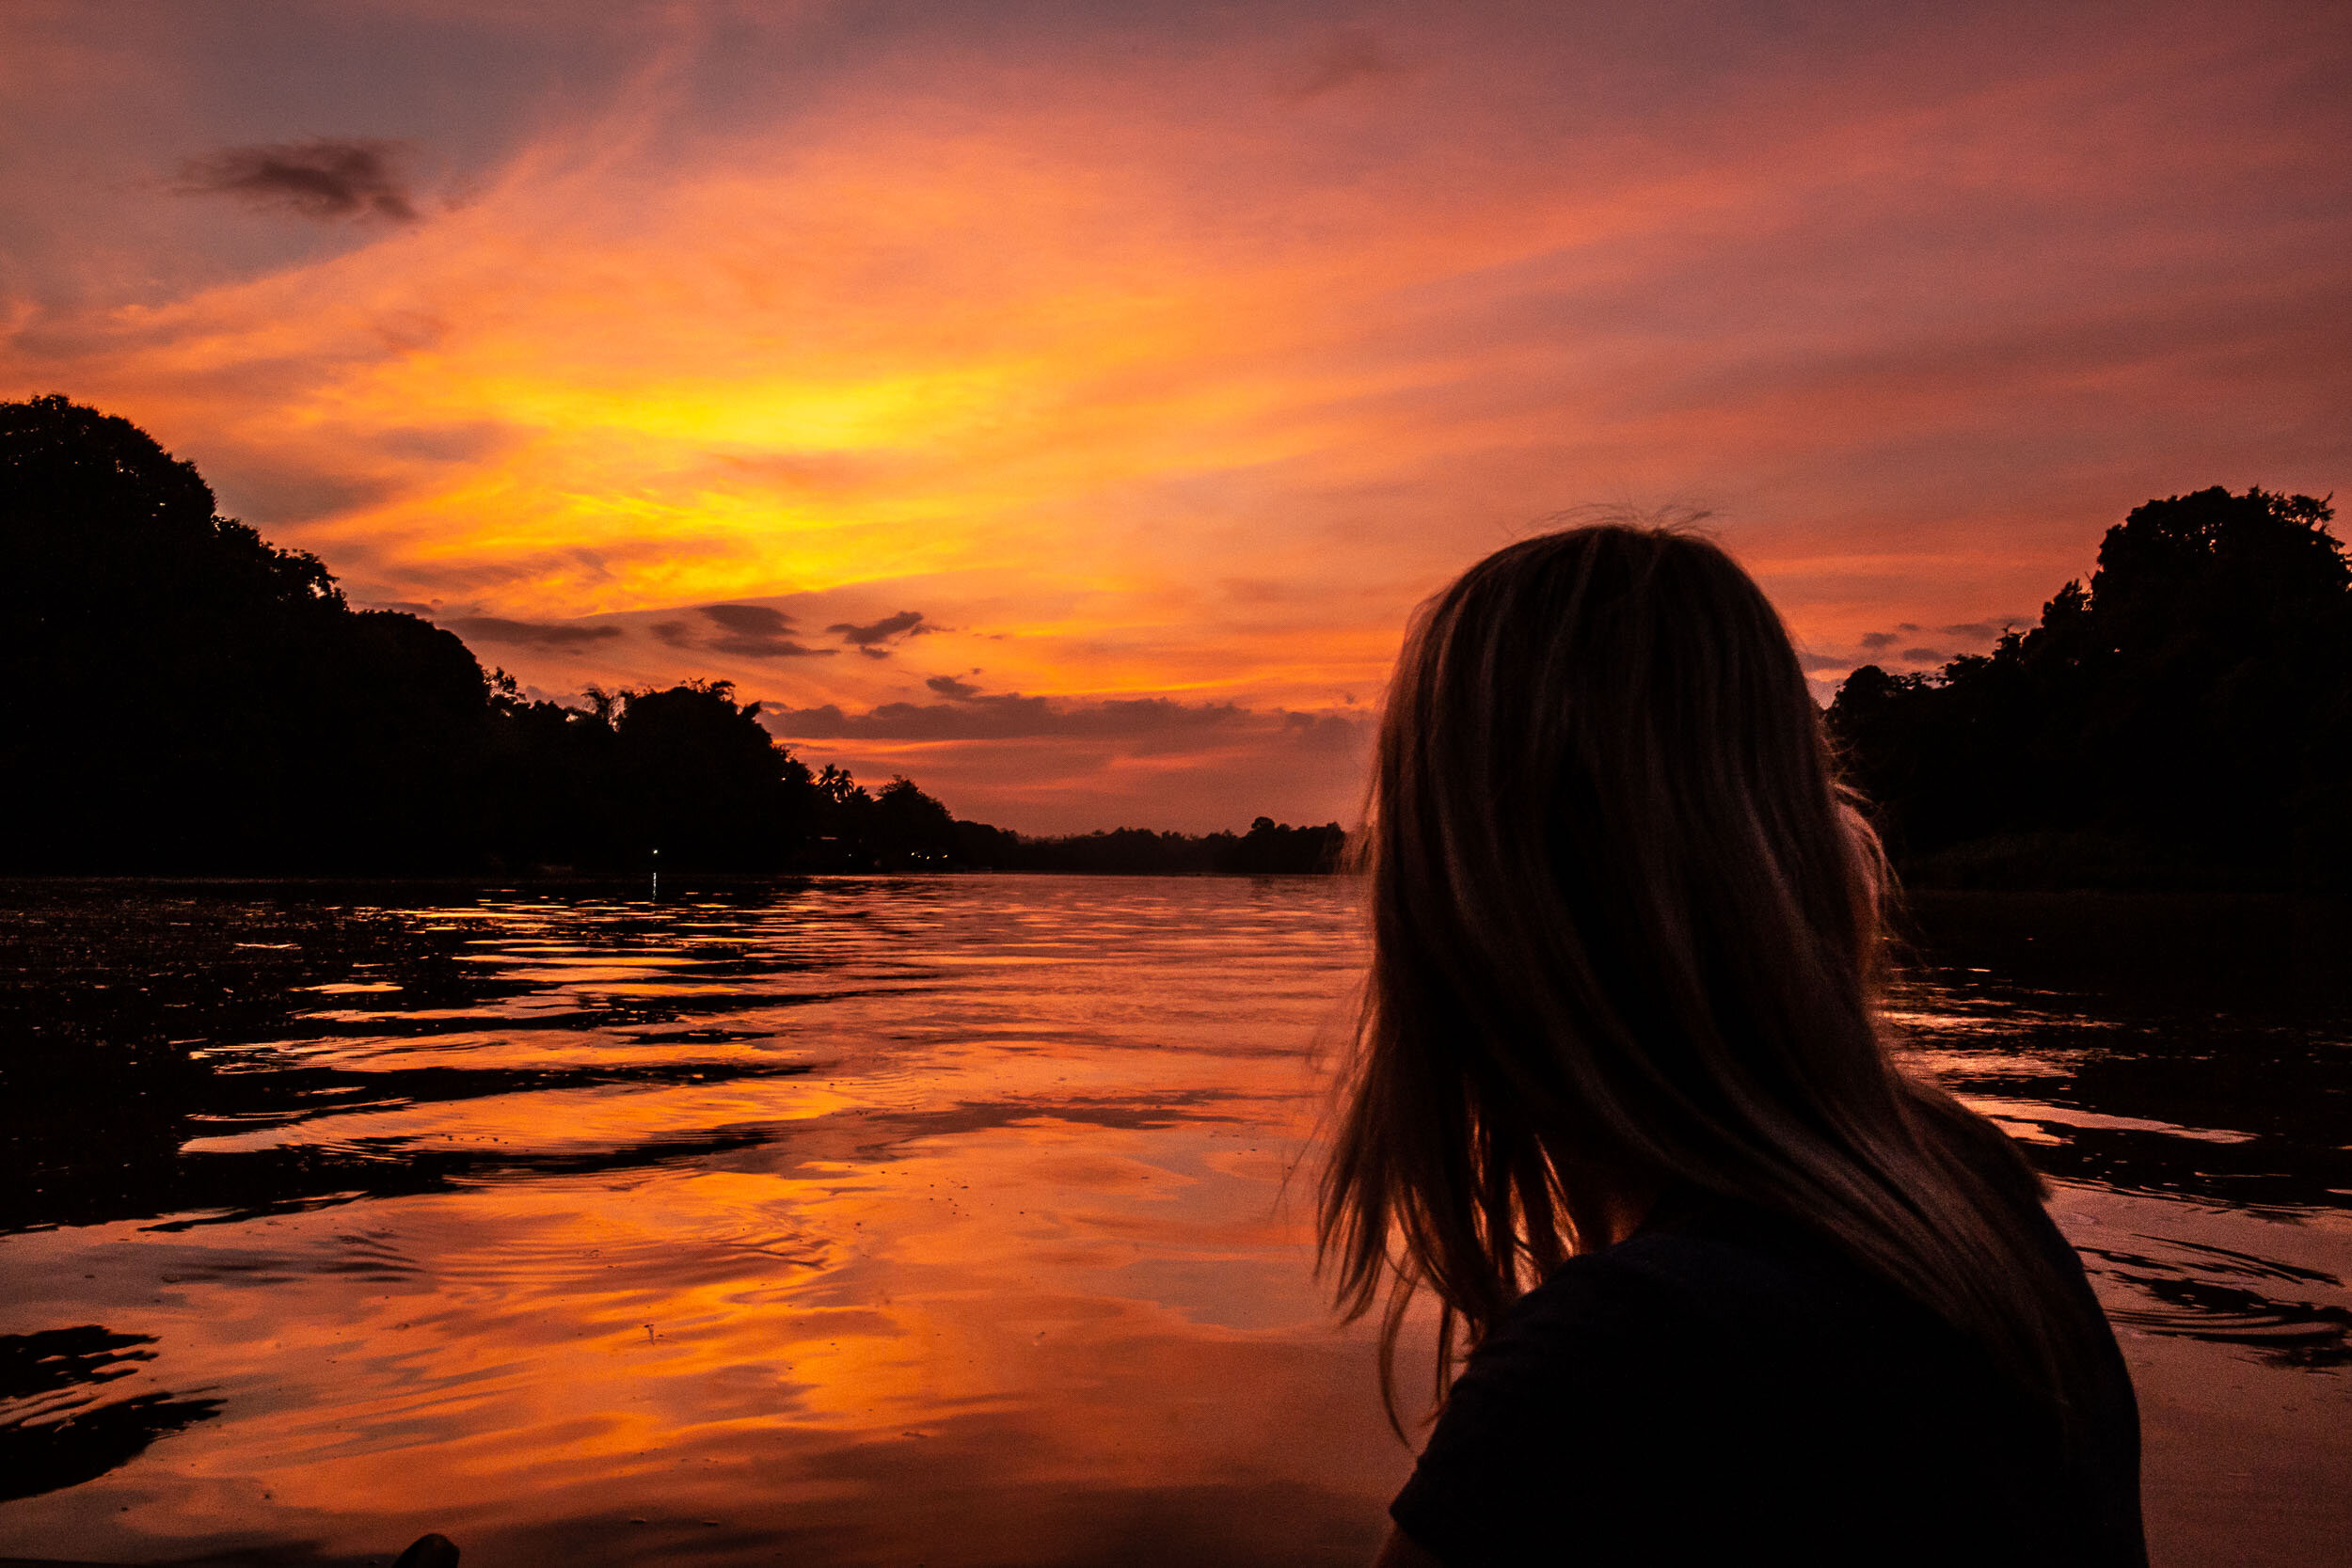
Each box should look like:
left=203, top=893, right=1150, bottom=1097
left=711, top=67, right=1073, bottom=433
left=1321, top=521, right=2088, bottom=1425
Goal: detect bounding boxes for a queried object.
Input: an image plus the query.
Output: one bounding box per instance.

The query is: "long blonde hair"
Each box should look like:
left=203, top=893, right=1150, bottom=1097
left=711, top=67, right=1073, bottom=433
left=1319, top=523, right=2090, bottom=1430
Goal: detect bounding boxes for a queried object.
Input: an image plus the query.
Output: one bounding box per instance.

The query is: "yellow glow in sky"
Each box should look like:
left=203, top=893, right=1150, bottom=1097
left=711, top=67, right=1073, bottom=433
left=4, top=0, right=2345, bottom=828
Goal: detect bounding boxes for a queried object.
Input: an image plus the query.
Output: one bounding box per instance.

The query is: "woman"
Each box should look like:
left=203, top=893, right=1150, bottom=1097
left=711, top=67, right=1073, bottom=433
left=1320, top=524, right=2145, bottom=1567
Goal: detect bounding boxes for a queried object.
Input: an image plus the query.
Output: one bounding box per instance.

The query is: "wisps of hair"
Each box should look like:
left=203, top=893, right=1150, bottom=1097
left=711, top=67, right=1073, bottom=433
left=1318, top=521, right=2091, bottom=1436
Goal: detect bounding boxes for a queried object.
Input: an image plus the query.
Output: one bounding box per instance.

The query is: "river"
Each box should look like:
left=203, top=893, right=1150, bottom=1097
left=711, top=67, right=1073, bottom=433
left=1, top=878, right=2345, bottom=1566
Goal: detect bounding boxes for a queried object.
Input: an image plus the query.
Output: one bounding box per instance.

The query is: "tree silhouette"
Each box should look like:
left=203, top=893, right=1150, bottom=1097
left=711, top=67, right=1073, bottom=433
left=1829, top=486, right=2352, bottom=887
left=2, top=394, right=1349, bottom=877
left=611, top=681, right=812, bottom=869
left=0, top=397, right=834, bottom=873
left=2, top=394, right=485, bottom=870
left=873, top=776, right=960, bottom=866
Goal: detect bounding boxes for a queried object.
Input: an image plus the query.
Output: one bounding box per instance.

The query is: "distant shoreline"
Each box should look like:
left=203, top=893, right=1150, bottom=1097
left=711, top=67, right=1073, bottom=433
left=6, top=873, right=2344, bottom=906
left=0, top=866, right=1347, bottom=888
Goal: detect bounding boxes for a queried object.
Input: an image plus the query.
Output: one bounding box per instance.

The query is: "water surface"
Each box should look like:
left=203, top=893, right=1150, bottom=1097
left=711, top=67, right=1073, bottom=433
left=1, top=879, right=2345, bottom=1566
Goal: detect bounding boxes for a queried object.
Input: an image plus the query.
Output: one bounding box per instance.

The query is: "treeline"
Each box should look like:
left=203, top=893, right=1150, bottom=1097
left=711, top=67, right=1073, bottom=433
left=954, top=817, right=1346, bottom=875
left=0, top=395, right=1341, bottom=876
left=1828, top=485, right=2352, bottom=890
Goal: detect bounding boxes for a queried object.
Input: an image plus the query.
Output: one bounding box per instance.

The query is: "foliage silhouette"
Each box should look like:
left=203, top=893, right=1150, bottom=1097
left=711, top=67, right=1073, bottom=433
left=1828, top=486, right=2352, bottom=888
left=2, top=394, right=486, bottom=870
left=951, top=816, right=1344, bottom=874
left=3, top=396, right=1340, bottom=874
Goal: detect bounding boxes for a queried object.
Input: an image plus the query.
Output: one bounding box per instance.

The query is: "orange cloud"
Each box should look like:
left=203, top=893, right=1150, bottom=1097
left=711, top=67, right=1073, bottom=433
left=3, top=0, right=2344, bottom=826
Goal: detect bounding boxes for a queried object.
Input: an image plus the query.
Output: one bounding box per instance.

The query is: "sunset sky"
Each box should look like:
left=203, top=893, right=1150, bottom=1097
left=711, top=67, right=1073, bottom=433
left=5, top=0, right=2346, bottom=831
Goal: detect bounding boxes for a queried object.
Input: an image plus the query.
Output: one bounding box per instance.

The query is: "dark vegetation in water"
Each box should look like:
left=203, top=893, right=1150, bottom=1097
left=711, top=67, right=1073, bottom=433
left=0, top=884, right=816, bottom=1237
left=1898, top=891, right=2352, bottom=1370
left=0, top=395, right=1342, bottom=876
left=6, top=881, right=2344, bottom=1240
left=3, top=881, right=2347, bottom=1509
left=1828, top=486, right=2352, bottom=891
left=5, top=880, right=2345, bottom=1416
left=1899, top=892, right=2352, bottom=1219
left=0, top=1325, right=224, bottom=1503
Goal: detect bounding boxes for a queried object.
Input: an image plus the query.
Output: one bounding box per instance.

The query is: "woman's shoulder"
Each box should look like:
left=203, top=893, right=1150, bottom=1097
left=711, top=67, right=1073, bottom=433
left=1436, top=1195, right=2060, bottom=1475
left=1391, top=1199, right=2108, bottom=1565
left=1481, top=1199, right=1937, bottom=1372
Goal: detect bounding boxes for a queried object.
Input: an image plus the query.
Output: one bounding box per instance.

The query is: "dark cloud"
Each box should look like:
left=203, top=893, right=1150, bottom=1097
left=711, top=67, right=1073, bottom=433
left=198, top=454, right=390, bottom=525
left=175, top=138, right=418, bottom=223
left=925, top=673, right=982, bottom=700
left=1939, top=618, right=2026, bottom=642
left=701, top=603, right=797, bottom=635
left=651, top=620, right=697, bottom=649
left=446, top=615, right=621, bottom=649
left=763, top=693, right=1370, bottom=748
left=710, top=634, right=834, bottom=659
left=698, top=603, right=834, bottom=659
left=565, top=546, right=614, bottom=582
left=1854, top=629, right=1967, bottom=665
left=373, top=420, right=508, bottom=464
left=387, top=534, right=708, bottom=599
left=826, top=610, right=926, bottom=656
left=770, top=695, right=1243, bottom=742
left=1798, top=653, right=1850, bottom=673
left=1279, top=711, right=1364, bottom=752
left=1287, top=28, right=1401, bottom=101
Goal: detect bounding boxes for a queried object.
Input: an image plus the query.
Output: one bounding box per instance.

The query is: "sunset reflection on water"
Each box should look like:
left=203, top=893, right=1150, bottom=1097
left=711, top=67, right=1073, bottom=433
left=2, top=879, right=2347, bottom=1566
left=5, top=879, right=1411, bottom=1566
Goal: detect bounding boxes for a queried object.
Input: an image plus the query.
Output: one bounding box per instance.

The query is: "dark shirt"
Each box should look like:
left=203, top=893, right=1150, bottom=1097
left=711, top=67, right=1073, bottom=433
left=1390, top=1201, right=2145, bottom=1567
